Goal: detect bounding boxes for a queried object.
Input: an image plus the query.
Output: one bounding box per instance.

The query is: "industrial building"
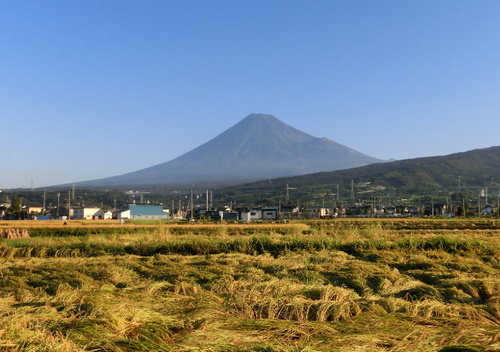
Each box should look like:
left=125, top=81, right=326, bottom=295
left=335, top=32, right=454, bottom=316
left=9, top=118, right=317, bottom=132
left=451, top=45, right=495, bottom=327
left=116, top=204, right=168, bottom=220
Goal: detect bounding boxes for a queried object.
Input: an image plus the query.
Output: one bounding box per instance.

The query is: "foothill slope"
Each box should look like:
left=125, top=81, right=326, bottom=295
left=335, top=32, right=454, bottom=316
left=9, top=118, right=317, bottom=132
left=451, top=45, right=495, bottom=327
left=232, top=145, right=500, bottom=196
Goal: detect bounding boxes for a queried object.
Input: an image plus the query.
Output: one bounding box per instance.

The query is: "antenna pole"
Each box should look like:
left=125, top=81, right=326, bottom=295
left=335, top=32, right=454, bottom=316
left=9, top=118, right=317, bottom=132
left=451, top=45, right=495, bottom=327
left=478, top=194, right=481, bottom=216
left=190, top=189, right=194, bottom=221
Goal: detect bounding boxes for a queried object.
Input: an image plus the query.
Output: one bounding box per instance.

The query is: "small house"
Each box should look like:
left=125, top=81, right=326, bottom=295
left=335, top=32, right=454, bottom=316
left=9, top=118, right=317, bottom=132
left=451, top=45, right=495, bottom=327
left=261, top=207, right=279, bottom=220
left=74, top=208, right=103, bottom=220
left=27, top=206, right=44, bottom=215
left=483, top=205, right=494, bottom=215
left=250, top=209, right=262, bottom=220
left=240, top=211, right=251, bottom=221
left=204, top=210, right=223, bottom=220
left=222, top=211, right=239, bottom=220
left=102, top=210, right=113, bottom=220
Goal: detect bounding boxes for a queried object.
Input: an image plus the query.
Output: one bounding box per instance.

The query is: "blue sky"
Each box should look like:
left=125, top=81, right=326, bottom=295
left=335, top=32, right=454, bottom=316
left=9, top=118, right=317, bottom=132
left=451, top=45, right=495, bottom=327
left=1, top=1, right=499, bottom=189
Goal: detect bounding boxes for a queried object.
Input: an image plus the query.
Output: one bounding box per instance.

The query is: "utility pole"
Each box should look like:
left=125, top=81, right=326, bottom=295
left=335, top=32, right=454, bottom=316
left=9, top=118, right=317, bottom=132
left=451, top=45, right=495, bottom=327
left=43, top=188, right=46, bottom=212
left=337, top=184, right=339, bottom=201
left=68, top=190, right=71, bottom=220
left=206, top=190, right=209, bottom=210
left=286, top=184, right=297, bottom=202
left=72, top=184, right=75, bottom=200
left=191, top=189, right=194, bottom=221
left=57, top=193, right=60, bottom=216
left=478, top=195, right=481, bottom=216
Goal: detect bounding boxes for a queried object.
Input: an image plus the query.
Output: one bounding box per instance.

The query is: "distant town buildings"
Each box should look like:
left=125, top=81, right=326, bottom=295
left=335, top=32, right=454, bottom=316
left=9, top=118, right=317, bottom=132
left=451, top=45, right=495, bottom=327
left=1, top=191, right=499, bottom=221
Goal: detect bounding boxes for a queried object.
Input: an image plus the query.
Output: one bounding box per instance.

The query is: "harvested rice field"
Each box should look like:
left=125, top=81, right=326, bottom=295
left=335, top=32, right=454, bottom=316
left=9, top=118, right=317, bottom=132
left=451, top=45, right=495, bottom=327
left=1, top=219, right=500, bottom=351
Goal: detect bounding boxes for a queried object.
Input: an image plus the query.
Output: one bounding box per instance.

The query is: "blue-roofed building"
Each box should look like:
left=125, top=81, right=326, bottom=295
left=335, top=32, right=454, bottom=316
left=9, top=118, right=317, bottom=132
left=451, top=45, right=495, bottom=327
left=117, top=204, right=168, bottom=220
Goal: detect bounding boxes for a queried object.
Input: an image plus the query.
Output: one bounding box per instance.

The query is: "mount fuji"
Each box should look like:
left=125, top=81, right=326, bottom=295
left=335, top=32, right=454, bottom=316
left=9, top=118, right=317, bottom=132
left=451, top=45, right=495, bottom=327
left=74, top=113, right=384, bottom=187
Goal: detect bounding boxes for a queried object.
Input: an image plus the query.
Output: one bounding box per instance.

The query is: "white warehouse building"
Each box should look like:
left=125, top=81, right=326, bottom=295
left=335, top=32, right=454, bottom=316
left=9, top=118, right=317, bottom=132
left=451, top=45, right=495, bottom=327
left=73, top=208, right=104, bottom=220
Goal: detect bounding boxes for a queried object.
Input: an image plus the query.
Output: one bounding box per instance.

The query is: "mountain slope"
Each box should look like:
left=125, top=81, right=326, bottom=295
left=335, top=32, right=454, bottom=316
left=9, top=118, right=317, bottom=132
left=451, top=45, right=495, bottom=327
left=234, top=145, right=500, bottom=195
left=75, top=113, right=384, bottom=187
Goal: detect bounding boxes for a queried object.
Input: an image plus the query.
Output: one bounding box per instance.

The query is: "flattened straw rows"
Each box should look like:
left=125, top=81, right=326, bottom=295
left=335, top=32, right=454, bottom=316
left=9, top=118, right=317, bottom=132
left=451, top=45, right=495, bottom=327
left=0, top=246, right=81, bottom=258
left=233, top=296, right=362, bottom=322
left=0, top=229, right=30, bottom=239
left=237, top=297, right=499, bottom=323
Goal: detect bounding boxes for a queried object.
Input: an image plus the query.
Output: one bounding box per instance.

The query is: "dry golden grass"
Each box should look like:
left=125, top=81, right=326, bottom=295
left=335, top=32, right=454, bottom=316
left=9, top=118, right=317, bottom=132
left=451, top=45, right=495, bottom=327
left=0, top=219, right=308, bottom=227
left=1, top=219, right=500, bottom=351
